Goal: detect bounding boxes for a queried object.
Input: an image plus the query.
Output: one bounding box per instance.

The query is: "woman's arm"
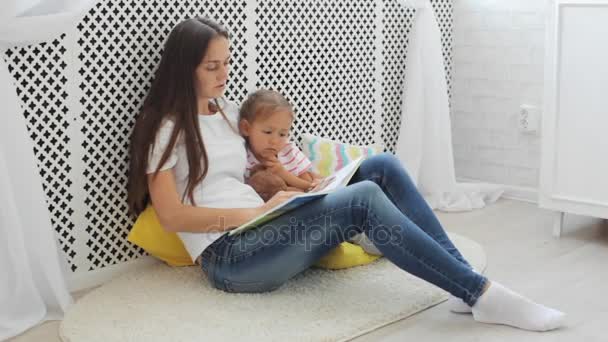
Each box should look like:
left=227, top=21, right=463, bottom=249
left=148, top=169, right=297, bottom=233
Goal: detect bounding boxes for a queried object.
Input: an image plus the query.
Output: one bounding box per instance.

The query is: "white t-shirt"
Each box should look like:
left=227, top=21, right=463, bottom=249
left=146, top=100, right=264, bottom=262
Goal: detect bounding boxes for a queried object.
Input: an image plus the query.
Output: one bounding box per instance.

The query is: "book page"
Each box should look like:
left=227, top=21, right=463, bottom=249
left=309, top=156, right=364, bottom=194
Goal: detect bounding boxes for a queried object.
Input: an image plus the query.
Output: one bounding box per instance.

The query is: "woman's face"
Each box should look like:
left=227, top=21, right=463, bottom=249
left=195, top=36, right=231, bottom=100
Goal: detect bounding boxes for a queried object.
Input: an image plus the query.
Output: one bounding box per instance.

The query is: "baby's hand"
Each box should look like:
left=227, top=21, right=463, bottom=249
left=307, top=178, right=324, bottom=192
left=263, top=159, right=285, bottom=174
left=260, top=149, right=279, bottom=162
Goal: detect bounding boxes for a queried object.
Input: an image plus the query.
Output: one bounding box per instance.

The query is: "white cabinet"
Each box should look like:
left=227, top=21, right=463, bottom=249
left=540, top=0, right=608, bottom=236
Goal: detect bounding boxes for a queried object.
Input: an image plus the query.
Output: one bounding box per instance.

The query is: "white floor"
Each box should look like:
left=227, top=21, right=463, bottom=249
left=9, top=199, right=608, bottom=342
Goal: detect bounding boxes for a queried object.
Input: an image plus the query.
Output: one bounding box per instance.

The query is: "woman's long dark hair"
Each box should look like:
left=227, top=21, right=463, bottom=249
left=127, top=17, right=231, bottom=217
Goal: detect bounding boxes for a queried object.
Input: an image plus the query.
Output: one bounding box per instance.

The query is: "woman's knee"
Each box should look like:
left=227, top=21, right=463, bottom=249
left=380, top=152, right=409, bottom=173
left=348, top=180, right=384, bottom=202
left=345, top=181, right=393, bottom=220
left=368, top=152, right=414, bottom=184
left=367, top=152, right=398, bottom=166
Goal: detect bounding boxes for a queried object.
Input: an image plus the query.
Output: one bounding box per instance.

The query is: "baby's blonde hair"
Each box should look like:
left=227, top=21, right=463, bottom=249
left=238, top=89, right=293, bottom=124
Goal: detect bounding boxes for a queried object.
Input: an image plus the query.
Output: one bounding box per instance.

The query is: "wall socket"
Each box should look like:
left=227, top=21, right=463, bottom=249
left=518, top=104, right=539, bottom=134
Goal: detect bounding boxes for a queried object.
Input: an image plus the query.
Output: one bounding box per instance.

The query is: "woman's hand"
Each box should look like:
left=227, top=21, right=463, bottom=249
left=259, top=190, right=301, bottom=212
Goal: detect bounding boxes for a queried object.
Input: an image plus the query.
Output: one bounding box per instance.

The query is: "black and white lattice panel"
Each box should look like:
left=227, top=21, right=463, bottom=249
left=253, top=0, right=379, bottom=147
left=3, top=37, right=79, bottom=272
left=380, top=0, right=453, bottom=153
left=76, top=0, right=251, bottom=270
left=381, top=0, right=415, bottom=154
left=433, top=0, right=454, bottom=100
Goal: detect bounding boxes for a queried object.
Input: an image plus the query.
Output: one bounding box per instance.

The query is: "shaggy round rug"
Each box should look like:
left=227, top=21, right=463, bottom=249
left=60, top=233, right=486, bottom=342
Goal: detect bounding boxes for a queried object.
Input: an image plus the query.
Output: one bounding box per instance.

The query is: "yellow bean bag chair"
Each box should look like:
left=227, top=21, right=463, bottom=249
left=313, top=240, right=381, bottom=269
left=127, top=206, right=194, bottom=267
left=128, top=206, right=380, bottom=269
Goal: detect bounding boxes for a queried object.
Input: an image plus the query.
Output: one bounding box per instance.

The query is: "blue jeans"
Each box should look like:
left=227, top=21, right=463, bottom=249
left=200, top=153, right=488, bottom=306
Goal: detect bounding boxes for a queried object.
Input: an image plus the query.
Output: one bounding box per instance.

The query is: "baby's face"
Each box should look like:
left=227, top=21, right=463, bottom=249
left=245, top=110, right=293, bottom=160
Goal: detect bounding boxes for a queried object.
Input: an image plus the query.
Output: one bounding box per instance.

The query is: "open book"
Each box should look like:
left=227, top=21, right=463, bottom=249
left=228, top=156, right=365, bottom=236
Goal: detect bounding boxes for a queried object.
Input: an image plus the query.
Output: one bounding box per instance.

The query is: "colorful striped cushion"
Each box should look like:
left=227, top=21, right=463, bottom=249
left=301, top=133, right=384, bottom=269
left=300, top=133, right=384, bottom=177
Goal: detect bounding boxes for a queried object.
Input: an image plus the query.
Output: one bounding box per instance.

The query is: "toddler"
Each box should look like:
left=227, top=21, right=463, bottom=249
left=238, top=89, right=381, bottom=255
left=238, top=89, right=321, bottom=199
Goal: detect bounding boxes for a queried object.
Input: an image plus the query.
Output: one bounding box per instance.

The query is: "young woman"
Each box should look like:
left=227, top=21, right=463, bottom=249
left=127, top=16, right=565, bottom=332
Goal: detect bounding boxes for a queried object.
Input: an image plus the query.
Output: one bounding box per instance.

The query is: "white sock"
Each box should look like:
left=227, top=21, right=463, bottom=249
left=447, top=295, right=472, bottom=313
left=472, top=282, right=565, bottom=331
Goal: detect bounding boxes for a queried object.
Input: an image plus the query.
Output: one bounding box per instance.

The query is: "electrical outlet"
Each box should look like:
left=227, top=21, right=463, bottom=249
left=518, top=104, right=539, bottom=134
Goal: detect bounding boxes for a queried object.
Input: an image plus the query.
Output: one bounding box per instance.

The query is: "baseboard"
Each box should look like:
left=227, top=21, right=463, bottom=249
left=456, top=177, right=538, bottom=204
left=502, top=184, right=539, bottom=203
left=68, top=255, right=160, bottom=293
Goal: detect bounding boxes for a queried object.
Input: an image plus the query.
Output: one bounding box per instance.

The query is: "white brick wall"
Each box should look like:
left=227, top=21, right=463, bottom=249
left=451, top=0, right=547, bottom=188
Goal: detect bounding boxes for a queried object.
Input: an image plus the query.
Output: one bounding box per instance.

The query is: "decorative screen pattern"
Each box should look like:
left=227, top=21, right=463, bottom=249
left=434, top=0, right=454, bottom=100
left=254, top=0, right=378, bottom=147
left=3, top=0, right=453, bottom=273
left=3, top=37, right=79, bottom=272
left=381, top=1, right=415, bottom=154
left=381, top=0, right=453, bottom=153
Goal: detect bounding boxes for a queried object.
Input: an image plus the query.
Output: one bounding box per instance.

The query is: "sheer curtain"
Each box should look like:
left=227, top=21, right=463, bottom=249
left=395, top=0, right=504, bottom=212
left=0, top=1, right=96, bottom=340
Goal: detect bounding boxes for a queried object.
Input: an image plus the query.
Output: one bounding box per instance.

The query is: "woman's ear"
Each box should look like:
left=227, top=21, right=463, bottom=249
left=239, top=119, right=250, bottom=136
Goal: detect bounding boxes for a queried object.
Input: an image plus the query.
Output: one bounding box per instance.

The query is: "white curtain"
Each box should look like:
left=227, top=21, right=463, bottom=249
left=0, top=1, right=97, bottom=340
left=395, top=0, right=503, bottom=211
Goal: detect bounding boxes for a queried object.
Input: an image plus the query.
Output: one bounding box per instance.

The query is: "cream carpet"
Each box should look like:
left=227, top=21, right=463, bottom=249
left=60, top=233, right=486, bottom=342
